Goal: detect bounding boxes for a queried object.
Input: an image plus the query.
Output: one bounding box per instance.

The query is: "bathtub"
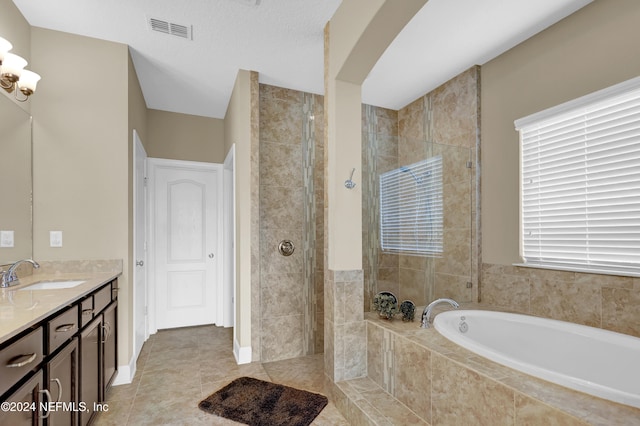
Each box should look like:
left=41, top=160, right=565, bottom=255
left=433, top=310, right=640, bottom=409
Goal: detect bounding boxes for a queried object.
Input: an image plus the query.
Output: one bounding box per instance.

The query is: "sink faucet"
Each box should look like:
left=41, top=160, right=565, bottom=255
left=0, top=259, right=40, bottom=288
left=420, top=298, right=459, bottom=328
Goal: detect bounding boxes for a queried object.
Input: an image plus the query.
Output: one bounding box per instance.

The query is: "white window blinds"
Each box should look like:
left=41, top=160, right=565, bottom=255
left=379, top=157, right=443, bottom=256
left=515, top=77, right=640, bottom=276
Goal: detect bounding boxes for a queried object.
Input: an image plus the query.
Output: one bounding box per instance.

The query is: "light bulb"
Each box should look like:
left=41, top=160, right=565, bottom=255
left=0, top=52, right=27, bottom=81
left=18, top=70, right=41, bottom=95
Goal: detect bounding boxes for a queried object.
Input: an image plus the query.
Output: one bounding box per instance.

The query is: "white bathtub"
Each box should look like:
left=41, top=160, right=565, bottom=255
left=433, top=310, right=640, bottom=408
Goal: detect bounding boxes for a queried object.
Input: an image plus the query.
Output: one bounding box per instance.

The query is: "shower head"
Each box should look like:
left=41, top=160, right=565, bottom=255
left=400, top=166, right=420, bottom=183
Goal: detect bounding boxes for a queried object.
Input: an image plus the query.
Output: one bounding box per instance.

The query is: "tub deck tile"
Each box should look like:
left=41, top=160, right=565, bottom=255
left=503, top=373, right=640, bottom=426
left=334, top=378, right=429, bottom=426
left=364, top=306, right=640, bottom=426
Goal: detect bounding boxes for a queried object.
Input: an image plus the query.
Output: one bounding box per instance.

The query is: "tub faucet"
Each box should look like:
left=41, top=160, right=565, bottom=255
left=420, top=298, right=459, bottom=328
left=0, top=259, right=40, bottom=288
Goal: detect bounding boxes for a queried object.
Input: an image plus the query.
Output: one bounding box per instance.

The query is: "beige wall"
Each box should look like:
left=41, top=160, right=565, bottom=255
left=325, top=0, right=426, bottom=271
left=30, top=27, right=132, bottom=366
left=3, top=2, right=229, bottom=374
left=224, top=69, right=259, bottom=360
left=146, top=109, right=224, bottom=163
left=481, top=0, right=640, bottom=265
left=128, top=52, right=148, bottom=152
left=4, top=0, right=237, bottom=373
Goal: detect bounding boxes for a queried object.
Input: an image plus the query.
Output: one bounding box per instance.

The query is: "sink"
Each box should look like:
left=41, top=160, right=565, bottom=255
left=18, top=280, right=86, bottom=291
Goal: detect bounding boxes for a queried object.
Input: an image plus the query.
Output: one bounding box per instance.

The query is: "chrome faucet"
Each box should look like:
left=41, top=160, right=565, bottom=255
left=420, top=298, right=459, bottom=328
left=0, top=259, right=40, bottom=288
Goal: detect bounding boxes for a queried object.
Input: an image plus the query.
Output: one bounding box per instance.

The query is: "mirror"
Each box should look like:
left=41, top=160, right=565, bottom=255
left=0, top=93, right=32, bottom=264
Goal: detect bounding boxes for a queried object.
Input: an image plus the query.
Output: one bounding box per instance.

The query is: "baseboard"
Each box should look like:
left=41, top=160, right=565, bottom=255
left=112, top=354, right=137, bottom=386
left=233, top=338, right=251, bottom=365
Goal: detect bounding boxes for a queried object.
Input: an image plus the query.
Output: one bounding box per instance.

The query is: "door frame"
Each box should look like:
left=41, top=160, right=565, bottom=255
left=132, top=130, right=148, bottom=367
left=147, top=158, right=225, bottom=333
left=223, top=145, right=236, bottom=328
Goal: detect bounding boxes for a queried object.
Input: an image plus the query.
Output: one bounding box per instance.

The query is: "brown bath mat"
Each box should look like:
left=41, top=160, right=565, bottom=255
left=198, top=376, right=328, bottom=426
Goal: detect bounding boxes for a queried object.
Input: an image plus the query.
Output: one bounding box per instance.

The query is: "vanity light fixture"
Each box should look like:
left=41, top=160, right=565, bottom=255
left=0, top=36, right=41, bottom=102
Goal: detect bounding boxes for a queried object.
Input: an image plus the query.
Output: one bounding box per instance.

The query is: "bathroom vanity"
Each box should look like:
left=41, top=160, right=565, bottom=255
left=0, top=272, right=119, bottom=426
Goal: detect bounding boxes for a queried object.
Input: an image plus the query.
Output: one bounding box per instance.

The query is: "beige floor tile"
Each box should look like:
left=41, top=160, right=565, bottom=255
left=99, top=325, right=347, bottom=425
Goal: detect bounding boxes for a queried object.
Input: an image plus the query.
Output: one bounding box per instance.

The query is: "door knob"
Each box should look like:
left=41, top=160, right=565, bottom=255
left=136, top=260, right=144, bottom=266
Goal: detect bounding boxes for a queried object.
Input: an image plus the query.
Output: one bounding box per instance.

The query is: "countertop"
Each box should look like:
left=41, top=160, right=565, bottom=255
left=0, top=271, right=121, bottom=345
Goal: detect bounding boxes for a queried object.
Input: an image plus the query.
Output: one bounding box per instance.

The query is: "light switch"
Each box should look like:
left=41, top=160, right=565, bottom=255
left=0, top=231, right=14, bottom=248
left=50, top=231, right=63, bottom=247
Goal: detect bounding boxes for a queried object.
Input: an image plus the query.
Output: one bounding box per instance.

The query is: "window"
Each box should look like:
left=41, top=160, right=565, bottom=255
left=379, top=156, right=443, bottom=256
left=515, top=77, right=640, bottom=276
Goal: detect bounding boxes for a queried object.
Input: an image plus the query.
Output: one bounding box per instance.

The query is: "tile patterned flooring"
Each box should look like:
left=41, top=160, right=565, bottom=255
left=94, top=325, right=349, bottom=425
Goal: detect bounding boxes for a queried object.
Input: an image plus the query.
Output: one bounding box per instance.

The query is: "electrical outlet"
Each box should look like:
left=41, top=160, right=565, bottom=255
left=50, top=231, right=63, bottom=247
left=0, top=231, right=14, bottom=248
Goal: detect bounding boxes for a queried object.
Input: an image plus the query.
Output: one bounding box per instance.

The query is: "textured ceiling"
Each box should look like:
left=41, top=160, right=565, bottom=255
left=11, top=0, right=592, bottom=119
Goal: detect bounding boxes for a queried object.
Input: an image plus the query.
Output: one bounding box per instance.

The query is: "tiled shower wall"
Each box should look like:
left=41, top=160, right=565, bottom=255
left=363, top=66, right=481, bottom=309
left=362, top=105, right=400, bottom=311
left=258, top=85, right=324, bottom=362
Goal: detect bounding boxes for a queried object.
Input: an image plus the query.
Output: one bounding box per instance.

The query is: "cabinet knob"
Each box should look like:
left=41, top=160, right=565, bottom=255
left=136, top=260, right=144, bottom=266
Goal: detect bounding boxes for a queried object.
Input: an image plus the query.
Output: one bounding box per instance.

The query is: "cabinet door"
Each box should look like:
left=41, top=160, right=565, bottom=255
left=46, top=338, right=78, bottom=426
left=0, top=327, right=43, bottom=397
left=102, top=302, right=117, bottom=398
left=79, top=317, right=101, bottom=426
left=0, top=370, right=44, bottom=426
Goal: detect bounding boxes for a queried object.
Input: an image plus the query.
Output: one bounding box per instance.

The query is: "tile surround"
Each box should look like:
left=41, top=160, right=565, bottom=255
left=363, top=66, right=480, bottom=311
left=346, top=313, right=640, bottom=426
left=481, top=263, right=640, bottom=338
left=258, top=84, right=324, bottom=362
left=324, top=269, right=367, bottom=383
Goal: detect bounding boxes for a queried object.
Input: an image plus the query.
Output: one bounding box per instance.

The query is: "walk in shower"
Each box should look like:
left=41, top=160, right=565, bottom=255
left=258, top=85, right=324, bottom=362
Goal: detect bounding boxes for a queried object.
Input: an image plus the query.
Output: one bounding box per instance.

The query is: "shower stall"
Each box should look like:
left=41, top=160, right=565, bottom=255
left=256, top=66, right=479, bottom=362
left=362, top=66, right=480, bottom=310
left=258, top=85, right=324, bottom=362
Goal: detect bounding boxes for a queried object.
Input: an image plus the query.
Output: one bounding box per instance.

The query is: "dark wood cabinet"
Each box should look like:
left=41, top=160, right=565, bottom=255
left=102, top=302, right=117, bottom=397
left=0, top=278, right=118, bottom=426
left=0, top=327, right=43, bottom=398
left=47, top=306, right=79, bottom=355
left=78, top=282, right=118, bottom=426
left=46, top=338, right=78, bottom=426
left=0, top=370, right=45, bottom=426
left=79, top=317, right=101, bottom=426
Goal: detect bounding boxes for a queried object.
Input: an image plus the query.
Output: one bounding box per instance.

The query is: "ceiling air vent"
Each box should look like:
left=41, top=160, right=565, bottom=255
left=148, top=17, right=192, bottom=40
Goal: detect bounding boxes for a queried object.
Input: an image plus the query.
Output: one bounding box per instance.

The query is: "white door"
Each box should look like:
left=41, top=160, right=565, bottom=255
left=151, top=159, right=222, bottom=329
left=133, top=131, right=148, bottom=359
